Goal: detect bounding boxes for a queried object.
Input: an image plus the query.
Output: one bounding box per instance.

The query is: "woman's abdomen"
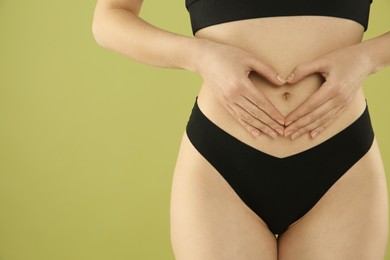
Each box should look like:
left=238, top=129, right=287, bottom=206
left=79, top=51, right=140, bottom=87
left=194, top=16, right=368, bottom=158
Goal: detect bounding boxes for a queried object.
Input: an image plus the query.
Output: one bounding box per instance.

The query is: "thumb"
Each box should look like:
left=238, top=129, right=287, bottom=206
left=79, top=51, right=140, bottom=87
left=286, top=58, right=327, bottom=84
left=247, top=58, right=286, bottom=86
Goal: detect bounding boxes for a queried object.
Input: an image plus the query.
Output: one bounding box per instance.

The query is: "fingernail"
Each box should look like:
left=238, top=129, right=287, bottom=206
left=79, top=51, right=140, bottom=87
left=285, top=121, right=293, bottom=126
left=311, top=131, right=318, bottom=138
left=252, top=130, right=260, bottom=137
left=287, top=73, right=295, bottom=82
left=277, top=119, right=285, bottom=125
left=269, top=131, right=278, bottom=139
left=277, top=75, right=286, bottom=84
left=291, top=132, right=300, bottom=140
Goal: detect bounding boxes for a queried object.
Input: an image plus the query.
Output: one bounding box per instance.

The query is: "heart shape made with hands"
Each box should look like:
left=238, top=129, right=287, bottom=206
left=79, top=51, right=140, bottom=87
left=268, top=42, right=370, bottom=140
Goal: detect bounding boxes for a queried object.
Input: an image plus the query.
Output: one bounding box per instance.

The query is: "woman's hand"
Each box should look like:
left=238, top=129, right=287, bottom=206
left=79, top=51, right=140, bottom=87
left=283, top=42, right=373, bottom=140
left=194, top=39, right=287, bottom=139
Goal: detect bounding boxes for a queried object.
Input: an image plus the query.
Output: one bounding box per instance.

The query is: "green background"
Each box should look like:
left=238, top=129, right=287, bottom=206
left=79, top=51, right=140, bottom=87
left=0, top=1, right=389, bottom=259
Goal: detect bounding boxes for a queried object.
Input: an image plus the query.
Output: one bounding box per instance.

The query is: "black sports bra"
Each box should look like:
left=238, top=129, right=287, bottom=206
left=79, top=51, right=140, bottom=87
left=186, top=0, right=372, bottom=35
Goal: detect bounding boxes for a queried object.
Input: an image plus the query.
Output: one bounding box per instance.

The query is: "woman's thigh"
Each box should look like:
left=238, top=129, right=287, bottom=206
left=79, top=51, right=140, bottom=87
left=170, top=132, right=278, bottom=260
left=278, top=139, right=389, bottom=260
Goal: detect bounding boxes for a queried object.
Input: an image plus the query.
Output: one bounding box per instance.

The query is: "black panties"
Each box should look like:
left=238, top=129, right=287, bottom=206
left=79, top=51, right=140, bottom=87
left=185, top=96, right=375, bottom=235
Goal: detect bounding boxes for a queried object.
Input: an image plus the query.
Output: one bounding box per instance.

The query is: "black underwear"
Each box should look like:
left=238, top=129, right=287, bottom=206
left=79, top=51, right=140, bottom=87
left=185, top=96, right=375, bottom=235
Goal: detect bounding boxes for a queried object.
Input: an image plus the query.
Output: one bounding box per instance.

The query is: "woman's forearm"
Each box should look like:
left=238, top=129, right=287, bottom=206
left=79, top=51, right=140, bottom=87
left=361, top=31, right=390, bottom=74
left=92, top=4, right=203, bottom=72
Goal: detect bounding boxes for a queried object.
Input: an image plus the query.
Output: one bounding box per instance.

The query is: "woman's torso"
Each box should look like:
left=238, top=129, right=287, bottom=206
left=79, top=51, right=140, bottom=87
left=194, top=16, right=368, bottom=158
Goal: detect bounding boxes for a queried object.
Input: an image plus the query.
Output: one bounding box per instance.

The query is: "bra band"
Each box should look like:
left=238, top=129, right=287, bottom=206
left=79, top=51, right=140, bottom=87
left=186, top=0, right=372, bottom=35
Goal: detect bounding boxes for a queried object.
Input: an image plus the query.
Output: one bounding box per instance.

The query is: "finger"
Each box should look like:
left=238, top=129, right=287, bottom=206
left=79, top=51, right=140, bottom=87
left=288, top=104, right=340, bottom=140
left=243, top=78, right=286, bottom=125
left=225, top=103, right=261, bottom=138
left=285, top=81, right=333, bottom=126
left=247, top=57, right=286, bottom=86
left=238, top=94, right=285, bottom=135
left=309, top=106, right=346, bottom=138
left=284, top=99, right=336, bottom=137
left=286, top=58, right=328, bottom=84
left=232, top=103, right=279, bottom=139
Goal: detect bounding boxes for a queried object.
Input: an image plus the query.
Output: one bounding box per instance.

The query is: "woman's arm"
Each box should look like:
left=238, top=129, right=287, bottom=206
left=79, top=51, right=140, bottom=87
left=364, top=31, right=390, bottom=73
left=281, top=31, right=390, bottom=139
left=92, top=0, right=201, bottom=72
left=92, top=0, right=287, bottom=139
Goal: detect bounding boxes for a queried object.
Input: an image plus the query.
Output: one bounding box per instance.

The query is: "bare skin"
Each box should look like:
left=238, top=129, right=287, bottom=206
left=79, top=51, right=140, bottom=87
left=92, top=1, right=390, bottom=259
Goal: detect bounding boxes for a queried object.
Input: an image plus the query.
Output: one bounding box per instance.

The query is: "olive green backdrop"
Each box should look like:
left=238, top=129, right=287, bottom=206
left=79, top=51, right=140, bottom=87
left=0, top=1, right=389, bottom=259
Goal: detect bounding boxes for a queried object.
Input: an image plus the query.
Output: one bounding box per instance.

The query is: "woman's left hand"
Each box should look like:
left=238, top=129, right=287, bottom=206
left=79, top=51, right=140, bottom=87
left=283, top=42, right=373, bottom=140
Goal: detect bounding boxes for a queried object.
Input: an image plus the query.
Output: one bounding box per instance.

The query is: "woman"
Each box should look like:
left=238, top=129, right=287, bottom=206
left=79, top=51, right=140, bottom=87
left=92, top=0, right=389, bottom=259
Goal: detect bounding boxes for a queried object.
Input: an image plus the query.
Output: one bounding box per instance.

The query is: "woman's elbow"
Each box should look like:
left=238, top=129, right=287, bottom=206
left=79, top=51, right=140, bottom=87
left=92, top=0, right=143, bottom=47
left=91, top=8, right=109, bottom=48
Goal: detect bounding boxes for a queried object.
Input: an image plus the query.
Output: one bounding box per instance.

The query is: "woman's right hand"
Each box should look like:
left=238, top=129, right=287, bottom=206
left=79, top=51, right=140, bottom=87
left=194, top=39, right=286, bottom=139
